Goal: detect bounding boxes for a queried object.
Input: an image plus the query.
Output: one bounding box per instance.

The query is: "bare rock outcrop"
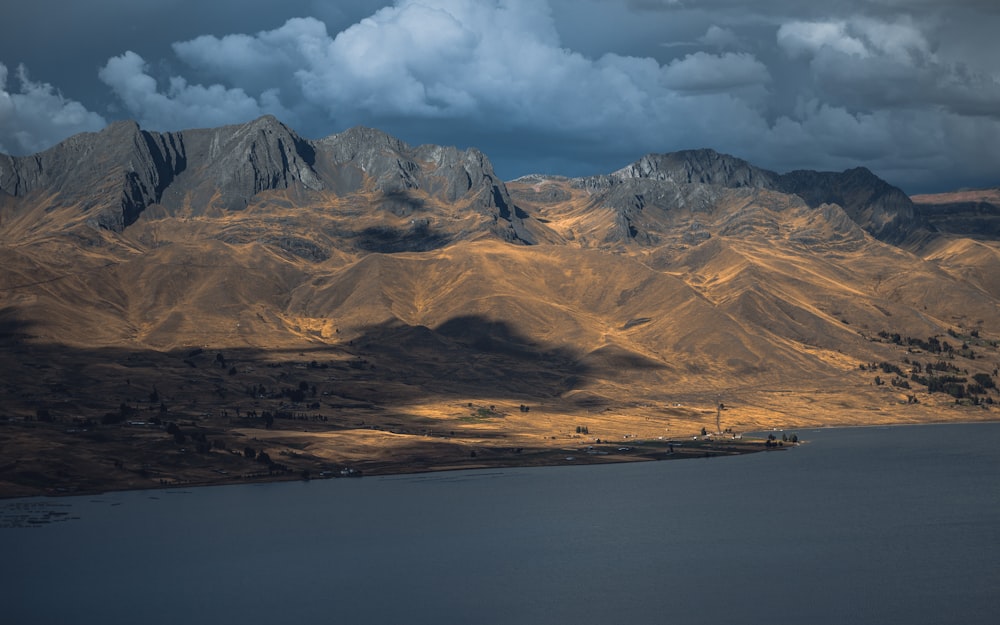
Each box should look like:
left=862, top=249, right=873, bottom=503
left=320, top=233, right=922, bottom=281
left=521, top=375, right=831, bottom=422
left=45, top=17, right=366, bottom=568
left=571, top=148, right=922, bottom=244
left=0, top=116, right=535, bottom=243
left=0, top=116, right=924, bottom=246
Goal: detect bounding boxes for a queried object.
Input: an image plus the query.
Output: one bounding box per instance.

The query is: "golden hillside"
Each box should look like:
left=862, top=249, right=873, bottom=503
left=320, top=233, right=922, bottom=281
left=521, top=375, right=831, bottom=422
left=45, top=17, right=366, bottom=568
left=1, top=120, right=998, bottom=496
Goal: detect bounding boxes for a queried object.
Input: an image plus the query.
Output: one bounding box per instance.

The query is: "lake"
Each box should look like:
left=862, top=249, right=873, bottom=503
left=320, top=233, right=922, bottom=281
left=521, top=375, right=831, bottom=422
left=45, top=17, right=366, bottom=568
left=2, top=423, right=999, bottom=625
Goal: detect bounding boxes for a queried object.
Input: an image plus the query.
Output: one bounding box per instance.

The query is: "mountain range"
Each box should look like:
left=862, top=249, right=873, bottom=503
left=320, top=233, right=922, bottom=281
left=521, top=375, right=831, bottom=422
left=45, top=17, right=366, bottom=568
left=1, top=115, right=998, bottom=494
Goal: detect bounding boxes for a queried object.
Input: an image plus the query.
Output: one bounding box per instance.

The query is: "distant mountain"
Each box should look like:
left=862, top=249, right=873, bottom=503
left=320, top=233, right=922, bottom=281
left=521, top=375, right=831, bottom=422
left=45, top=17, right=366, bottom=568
left=777, top=167, right=921, bottom=244
left=561, top=148, right=922, bottom=245
left=911, top=187, right=1000, bottom=239
left=588, top=149, right=777, bottom=189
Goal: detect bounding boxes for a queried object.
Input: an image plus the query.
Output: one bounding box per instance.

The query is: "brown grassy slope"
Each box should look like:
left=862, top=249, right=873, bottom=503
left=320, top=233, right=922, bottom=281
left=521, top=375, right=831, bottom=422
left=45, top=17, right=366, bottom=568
left=3, top=178, right=998, bottom=398
left=919, top=238, right=1000, bottom=300
left=2, top=177, right=1000, bottom=497
left=3, top=178, right=997, bottom=387
left=506, top=177, right=1000, bottom=417
left=509, top=179, right=1000, bottom=337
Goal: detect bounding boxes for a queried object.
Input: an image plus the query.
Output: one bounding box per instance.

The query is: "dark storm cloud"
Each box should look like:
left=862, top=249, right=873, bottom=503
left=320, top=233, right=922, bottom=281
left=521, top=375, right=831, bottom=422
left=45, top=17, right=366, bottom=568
left=775, top=18, right=1000, bottom=118
left=0, top=0, right=998, bottom=192
left=626, top=0, right=1000, bottom=14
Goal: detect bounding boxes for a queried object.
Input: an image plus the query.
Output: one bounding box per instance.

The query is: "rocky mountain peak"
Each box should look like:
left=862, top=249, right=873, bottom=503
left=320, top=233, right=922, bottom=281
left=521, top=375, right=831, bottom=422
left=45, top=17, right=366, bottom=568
left=168, top=115, right=324, bottom=211
left=319, top=126, right=410, bottom=165
left=611, top=149, right=777, bottom=189
left=0, top=117, right=926, bottom=245
left=0, top=118, right=180, bottom=230
left=311, top=127, right=531, bottom=242
left=315, top=128, right=502, bottom=199
left=563, top=147, right=922, bottom=245
left=0, top=117, right=543, bottom=245
left=775, top=166, right=920, bottom=243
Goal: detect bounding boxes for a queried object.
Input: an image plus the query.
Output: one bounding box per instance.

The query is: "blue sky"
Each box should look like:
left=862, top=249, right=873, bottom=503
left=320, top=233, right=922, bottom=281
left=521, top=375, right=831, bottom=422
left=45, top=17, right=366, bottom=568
left=1, top=0, right=998, bottom=193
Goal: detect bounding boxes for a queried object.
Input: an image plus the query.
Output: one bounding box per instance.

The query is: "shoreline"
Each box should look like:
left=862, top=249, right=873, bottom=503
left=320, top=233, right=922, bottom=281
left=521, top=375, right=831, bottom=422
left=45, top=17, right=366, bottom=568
left=3, top=417, right=997, bottom=502
left=0, top=433, right=783, bottom=501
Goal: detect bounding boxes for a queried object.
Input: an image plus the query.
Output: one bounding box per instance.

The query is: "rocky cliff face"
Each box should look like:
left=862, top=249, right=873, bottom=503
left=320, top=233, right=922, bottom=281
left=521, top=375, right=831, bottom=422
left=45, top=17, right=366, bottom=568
left=0, top=120, right=181, bottom=230
left=160, top=115, right=323, bottom=212
left=573, top=149, right=921, bottom=244
left=1, top=117, right=925, bottom=246
left=569, top=150, right=772, bottom=244
left=0, top=116, right=532, bottom=240
left=315, top=126, right=534, bottom=243
left=776, top=167, right=921, bottom=244
left=607, top=149, right=777, bottom=189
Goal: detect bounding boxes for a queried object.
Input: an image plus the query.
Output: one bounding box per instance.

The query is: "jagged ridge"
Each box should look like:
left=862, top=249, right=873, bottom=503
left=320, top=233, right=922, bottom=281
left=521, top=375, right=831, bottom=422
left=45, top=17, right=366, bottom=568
left=568, top=148, right=923, bottom=244
left=0, top=116, right=533, bottom=242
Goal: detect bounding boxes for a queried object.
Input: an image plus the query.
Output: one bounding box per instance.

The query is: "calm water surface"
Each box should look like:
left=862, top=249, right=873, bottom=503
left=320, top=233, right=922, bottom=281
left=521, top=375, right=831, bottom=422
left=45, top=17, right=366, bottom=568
left=3, top=423, right=999, bottom=624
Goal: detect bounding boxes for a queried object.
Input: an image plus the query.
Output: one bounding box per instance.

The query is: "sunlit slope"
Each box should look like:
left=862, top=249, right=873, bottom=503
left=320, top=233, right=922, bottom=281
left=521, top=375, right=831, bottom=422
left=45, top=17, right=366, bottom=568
left=2, top=230, right=876, bottom=403
left=0, top=233, right=140, bottom=345
left=921, top=238, right=1000, bottom=300
left=510, top=177, right=1000, bottom=340
left=2, top=124, right=1000, bottom=433
left=4, top=178, right=998, bottom=406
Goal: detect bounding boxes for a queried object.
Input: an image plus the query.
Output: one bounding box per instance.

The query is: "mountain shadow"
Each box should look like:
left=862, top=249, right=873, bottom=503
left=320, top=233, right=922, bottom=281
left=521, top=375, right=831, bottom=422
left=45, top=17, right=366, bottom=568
left=353, top=222, right=452, bottom=253
left=350, top=315, right=591, bottom=398
left=0, top=311, right=37, bottom=345
left=0, top=314, right=603, bottom=422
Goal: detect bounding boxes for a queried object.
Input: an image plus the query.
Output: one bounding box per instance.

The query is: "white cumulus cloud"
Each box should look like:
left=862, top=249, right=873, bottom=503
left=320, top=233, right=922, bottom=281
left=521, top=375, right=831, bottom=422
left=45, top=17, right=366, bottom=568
left=777, top=21, right=870, bottom=59
left=0, top=63, right=106, bottom=155
left=98, top=51, right=291, bottom=131
left=777, top=16, right=1000, bottom=119
left=102, top=0, right=776, bottom=161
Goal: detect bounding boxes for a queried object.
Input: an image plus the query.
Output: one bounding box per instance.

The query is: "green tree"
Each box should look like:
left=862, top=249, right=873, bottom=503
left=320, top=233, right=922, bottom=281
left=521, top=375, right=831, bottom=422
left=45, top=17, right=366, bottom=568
left=973, top=373, right=996, bottom=389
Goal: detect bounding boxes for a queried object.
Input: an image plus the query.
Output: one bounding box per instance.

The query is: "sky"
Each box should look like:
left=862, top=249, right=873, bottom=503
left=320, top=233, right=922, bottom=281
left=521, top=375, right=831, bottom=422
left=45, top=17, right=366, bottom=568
left=1, top=0, right=998, bottom=194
